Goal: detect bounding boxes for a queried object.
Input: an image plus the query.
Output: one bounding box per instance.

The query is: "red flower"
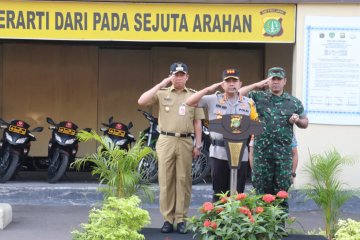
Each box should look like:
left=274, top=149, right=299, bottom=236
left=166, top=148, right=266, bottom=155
left=276, top=191, right=288, bottom=199
left=239, top=206, right=250, bottom=215
left=215, top=207, right=224, bottom=214
left=220, top=197, right=228, bottom=203
left=262, top=194, right=276, bottom=203
left=203, top=219, right=211, bottom=227
left=202, top=202, right=214, bottom=212
left=236, top=193, right=247, bottom=200
left=255, top=207, right=264, bottom=214
left=211, top=221, right=217, bottom=229
left=249, top=216, right=255, bottom=223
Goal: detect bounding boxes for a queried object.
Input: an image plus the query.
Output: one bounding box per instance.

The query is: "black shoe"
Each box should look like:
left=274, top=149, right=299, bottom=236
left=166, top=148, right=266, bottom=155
left=176, top=222, right=187, bottom=234
left=160, top=221, right=173, bottom=233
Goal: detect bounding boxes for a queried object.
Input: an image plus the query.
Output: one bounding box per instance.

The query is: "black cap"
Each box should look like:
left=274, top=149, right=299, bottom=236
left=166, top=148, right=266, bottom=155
left=170, top=62, right=188, bottom=74
left=222, top=68, right=240, bottom=80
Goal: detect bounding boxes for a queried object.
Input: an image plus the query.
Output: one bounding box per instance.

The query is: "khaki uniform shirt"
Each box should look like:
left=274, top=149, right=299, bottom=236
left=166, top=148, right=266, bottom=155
left=152, top=86, right=204, bottom=133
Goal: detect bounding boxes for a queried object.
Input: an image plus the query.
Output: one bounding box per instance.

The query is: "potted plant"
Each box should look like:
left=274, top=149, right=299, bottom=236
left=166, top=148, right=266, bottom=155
left=187, top=190, right=290, bottom=240
left=71, top=130, right=155, bottom=240
left=302, top=149, right=355, bottom=240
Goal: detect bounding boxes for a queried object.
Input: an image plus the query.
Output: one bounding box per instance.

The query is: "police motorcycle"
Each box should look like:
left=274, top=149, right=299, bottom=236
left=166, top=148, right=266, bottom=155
left=191, top=119, right=211, bottom=185
left=137, top=109, right=211, bottom=185
left=100, top=116, right=135, bottom=151
left=46, top=117, right=90, bottom=183
left=137, top=109, right=160, bottom=183
left=0, top=118, right=43, bottom=183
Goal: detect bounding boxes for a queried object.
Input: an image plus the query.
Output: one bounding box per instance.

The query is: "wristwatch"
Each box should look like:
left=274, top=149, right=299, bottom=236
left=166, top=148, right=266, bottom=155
left=195, top=145, right=202, bottom=150
left=291, top=172, right=296, bottom=178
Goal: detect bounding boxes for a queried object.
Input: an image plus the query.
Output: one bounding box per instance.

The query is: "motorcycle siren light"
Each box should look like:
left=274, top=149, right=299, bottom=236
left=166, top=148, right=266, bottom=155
left=66, top=122, right=73, bottom=128
left=115, top=123, right=122, bottom=130
left=17, top=121, right=24, bottom=127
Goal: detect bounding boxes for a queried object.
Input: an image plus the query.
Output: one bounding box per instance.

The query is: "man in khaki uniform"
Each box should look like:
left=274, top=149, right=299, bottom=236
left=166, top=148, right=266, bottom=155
left=138, top=62, right=204, bottom=234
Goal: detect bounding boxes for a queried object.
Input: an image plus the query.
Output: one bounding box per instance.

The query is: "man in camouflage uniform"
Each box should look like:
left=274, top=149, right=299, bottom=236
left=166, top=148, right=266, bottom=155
left=138, top=62, right=204, bottom=234
left=242, top=67, right=308, bottom=211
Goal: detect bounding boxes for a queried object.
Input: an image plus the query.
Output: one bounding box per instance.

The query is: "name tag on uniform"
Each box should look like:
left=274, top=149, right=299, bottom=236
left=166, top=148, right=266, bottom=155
left=179, top=104, right=186, bottom=116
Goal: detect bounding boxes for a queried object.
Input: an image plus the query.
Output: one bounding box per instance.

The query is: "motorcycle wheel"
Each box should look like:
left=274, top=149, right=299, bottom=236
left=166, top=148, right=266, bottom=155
left=191, top=149, right=210, bottom=185
left=48, top=152, right=69, bottom=183
left=137, top=153, right=158, bottom=183
left=0, top=151, right=20, bottom=183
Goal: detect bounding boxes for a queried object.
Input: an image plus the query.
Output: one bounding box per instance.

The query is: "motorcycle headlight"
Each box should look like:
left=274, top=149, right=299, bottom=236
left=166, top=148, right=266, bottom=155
left=116, top=139, right=127, bottom=146
left=5, top=132, right=13, bottom=142
left=16, top=137, right=28, bottom=144
left=65, top=138, right=76, bottom=145
left=55, top=133, right=62, bottom=143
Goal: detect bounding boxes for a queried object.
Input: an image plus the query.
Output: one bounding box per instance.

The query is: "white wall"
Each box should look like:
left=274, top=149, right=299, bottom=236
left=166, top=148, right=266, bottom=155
left=294, top=4, right=360, bottom=189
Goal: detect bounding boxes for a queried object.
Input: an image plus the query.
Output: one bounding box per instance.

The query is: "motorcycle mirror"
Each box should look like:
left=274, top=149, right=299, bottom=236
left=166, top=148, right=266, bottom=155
left=128, top=122, right=133, bottom=129
left=100, top=127, right=107, bottom=132
left=108, top=116, right=114, bottom=124
left=46, top=117, right=57, bottom=126
left=29, top=132, right=36, bottom=141
left=101, top=123, right=109, bottom=127
left=32, top=127, right=44, bottom=132
left=83, top=128, right=92, bottom=132
left=0, top=118, right=9, bottom=126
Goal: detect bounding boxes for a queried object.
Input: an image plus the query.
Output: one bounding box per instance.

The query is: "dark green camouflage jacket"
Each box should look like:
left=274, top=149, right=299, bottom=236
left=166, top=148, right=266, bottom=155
left=249, top=90, right=304, bottom=150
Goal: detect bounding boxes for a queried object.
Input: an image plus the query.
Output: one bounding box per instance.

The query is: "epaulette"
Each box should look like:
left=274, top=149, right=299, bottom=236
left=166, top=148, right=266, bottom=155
left=188, top=88, right=197, bottom=93
left=160, top=87, right=170, bottom=90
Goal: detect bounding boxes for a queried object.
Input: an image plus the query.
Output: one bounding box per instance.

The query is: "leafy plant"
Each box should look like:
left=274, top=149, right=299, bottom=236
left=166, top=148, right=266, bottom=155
left=187, top=190, right=291, bottom=240
left=303, top=149, right=355, bottom=240
left=334, top=218, right=360, bottom=240
left=72, top=130, right=154, bottom=201
left=72, top=195, right=150, bottom=240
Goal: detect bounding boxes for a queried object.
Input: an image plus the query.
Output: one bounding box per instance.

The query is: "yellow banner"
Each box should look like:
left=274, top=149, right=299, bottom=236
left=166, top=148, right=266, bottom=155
left=0, top=1, right=296, bottom=43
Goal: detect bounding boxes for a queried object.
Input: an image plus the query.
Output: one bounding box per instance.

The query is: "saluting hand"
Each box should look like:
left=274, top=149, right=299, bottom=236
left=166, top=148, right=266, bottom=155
left=160, top=74, right=175, bottom=88
left=207, top=82, right=223, bottom=93
left=256, top=77, right=271, bottom=89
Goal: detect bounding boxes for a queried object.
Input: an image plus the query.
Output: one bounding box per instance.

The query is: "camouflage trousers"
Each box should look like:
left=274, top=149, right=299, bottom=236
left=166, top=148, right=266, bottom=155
left=252, top=145, right=292, bottom=195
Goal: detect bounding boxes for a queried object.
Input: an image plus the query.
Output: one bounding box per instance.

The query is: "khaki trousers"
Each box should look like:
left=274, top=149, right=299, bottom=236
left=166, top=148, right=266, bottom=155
left=156, top=135, right=193, bottom=223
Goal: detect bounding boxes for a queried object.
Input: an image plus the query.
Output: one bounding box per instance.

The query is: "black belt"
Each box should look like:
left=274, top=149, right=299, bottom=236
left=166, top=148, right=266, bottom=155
left=160, top=131, right=192, bottom=138
left=211, top=140, right=225, bottom=147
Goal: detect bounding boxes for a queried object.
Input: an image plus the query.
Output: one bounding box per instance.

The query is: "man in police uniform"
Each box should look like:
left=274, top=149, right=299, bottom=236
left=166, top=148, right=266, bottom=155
left=138, top=62, right=204, bottom=234
left=241, top=67, right=308, bottom=212
left=186, top=68, right=258, bottom=202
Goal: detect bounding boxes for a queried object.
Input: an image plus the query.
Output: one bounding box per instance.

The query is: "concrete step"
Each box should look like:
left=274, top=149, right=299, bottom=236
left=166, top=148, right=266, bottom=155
left=0, top=171, right=359, bottom=214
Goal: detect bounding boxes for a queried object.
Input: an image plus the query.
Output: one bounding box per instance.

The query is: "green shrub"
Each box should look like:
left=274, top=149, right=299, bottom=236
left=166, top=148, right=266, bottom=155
left=72, top=130, right=154, bottom=201
left=335, top=219, right=360, bottom=240
left=72, top=195, right=150, bottom=240
left=303, top=149, right=355, bottom=240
